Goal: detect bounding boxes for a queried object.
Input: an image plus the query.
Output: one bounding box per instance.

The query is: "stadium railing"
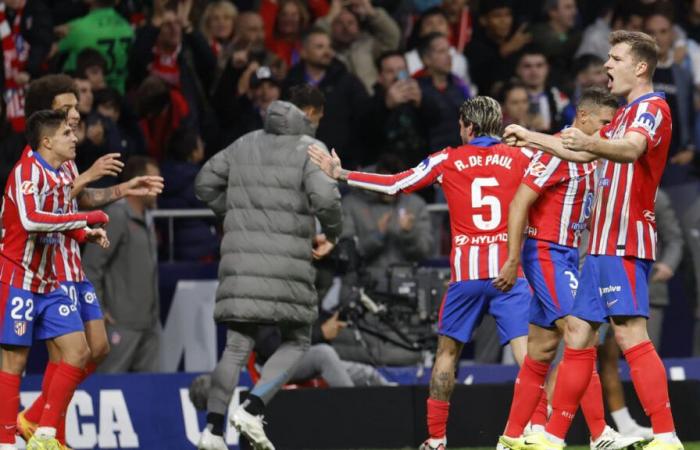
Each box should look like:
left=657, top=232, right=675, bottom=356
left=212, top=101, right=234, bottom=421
left=150, top=204, right=450, bottom=262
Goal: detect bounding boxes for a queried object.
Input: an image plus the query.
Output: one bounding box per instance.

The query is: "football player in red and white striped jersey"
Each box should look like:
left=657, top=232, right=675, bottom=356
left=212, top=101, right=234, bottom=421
left=13, top=75, right=164, bottom=448
left=501, top=31, right=682, bottom=450
left=495, top=89, right=644, bottom=449
left=0, top=110, right=111, bottom=449
left=309, top=96, right=533, bottom=450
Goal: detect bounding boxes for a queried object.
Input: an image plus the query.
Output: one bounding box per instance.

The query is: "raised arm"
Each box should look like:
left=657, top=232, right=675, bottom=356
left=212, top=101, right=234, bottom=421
left=557, top=127, right=647, bottom=163
left=504, top=125, right=598, bottom=163
left=493, top=183, right=539, bottom=292
left=75, top=176, right=164, bottom=209
left=307, top=144, right=444, bottom=195
left=14, top=166, right=108, bottom=232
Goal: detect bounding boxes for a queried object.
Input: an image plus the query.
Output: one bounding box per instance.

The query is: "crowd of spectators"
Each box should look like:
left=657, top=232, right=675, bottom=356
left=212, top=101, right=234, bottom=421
left=2, top=0, right=700, bottom=368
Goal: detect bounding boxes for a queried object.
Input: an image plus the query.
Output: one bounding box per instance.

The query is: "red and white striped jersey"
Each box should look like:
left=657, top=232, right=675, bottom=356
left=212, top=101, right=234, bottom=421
left=347, top=136, right=532, bottom=281
left=0, top=150, right=88, bottom=293
left=523, top=150, right=596, bottom=248
left=588, top=92, right=671, bottom=260
left=19, top=146, right=85, bottom=282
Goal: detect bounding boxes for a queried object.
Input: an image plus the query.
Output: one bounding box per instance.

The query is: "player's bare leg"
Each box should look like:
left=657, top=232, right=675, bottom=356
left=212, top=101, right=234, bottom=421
left=509, top=335, right=528, bottom=366
left=421, top=336, right=464, bottom=450
left=599, top=327, right=653, bottom=439
left=610, top=316, right=680, bottom=447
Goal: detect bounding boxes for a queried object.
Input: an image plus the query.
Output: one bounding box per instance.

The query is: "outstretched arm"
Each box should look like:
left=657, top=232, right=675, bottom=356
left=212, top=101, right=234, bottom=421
left=307, top=144, right=444, bottom=195
left=504, top=125, right=598, bottom=163
left=70, top=153, right=124, bottom=200
left=75, top=176, right=164, bottom=209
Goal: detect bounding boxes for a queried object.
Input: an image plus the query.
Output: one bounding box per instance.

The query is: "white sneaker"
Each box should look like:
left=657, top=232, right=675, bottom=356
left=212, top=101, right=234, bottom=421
left=619, top=424, right=654, bottom=441
left=197, top=428, right=228, bottom=450
left=0, top=445, right=17, bottom=450
left=591, top=425, right=645, bottom=449
left=230, top=407, right=275, bottom=450
left=419, top=437, right=446, bottom=449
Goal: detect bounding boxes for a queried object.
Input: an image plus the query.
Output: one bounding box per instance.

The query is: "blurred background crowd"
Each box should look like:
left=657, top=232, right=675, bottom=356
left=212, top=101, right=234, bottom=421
left=2, top=0, right=700, bottom=375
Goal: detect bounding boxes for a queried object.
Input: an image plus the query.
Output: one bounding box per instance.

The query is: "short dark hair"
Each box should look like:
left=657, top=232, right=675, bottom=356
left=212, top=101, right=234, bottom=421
left=168, top=128, right=201, bottom=162
left=417, top=32, right=446, bottom=59
left=288, top=84, right=325, bottom=110
left=76, top=48, right=107, bottom=78
left=609, top=30, right=659, bottom=77
left=26, top=110, right=67, bottom=150
left=25, top=75, right=78, bottom=118
left=577, top=87, right=619, bottom=112
left=459, top=96, right=503, bottom=138
left=479, top=0, right=512, bottom=15
left=93, top=87, right=121, bottom=111
left=573, top=54, right=604, bottom=76
left=516, top=45, right=548, bottom=65
left=376, top=50, right=405, bottom=71
left=121, top=155, right=157, bottom=182
left=496, top=79, right=527, bottom=103
left=301, top=27, right=329, bottom=46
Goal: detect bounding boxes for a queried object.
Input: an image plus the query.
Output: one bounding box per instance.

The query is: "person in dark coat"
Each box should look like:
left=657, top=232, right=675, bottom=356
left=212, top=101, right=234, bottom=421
left=159, top=129, right=219, bottom=261
left=283, top=27, right=370, bottom=169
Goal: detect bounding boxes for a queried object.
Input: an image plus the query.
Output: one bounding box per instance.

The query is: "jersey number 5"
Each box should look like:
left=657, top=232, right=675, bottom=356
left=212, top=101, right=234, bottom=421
left=472, top=177, right=501, bottom=231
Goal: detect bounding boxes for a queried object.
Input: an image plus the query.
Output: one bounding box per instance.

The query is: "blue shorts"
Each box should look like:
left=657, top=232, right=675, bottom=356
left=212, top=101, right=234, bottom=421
left=60, top=280, right=103, bottom=323
left=522, top=239, right=580, bottom=328
left=437, top=278, right=530, bottom=345
left=0, top=282, right=84, bottom=346
left=572, top=255, right=652, bottom=323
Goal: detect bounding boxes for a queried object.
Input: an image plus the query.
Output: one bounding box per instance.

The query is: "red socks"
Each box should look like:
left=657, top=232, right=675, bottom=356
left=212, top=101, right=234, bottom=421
left=624, top=340, right=675, bottom=433
left=546, top=347, right=597, bottom=440
left=24, top=362, right=58, bottom=424
left=38, top=362, right=84, bottom=428
left=54, top=360, right=98, bottom=444
left=504, top=356, right=550, bottom=437
left=427, top=398, right=450, bottom=439
left=0, top=371, right=21, bottom=444
left=580, top=370, right=606, bottom=440
left=531, top=391, right=549, bottom=427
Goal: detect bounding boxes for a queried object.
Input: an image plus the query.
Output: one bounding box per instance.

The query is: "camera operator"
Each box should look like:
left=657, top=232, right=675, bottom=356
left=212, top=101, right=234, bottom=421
left=341, top=153, right=433, bottom=293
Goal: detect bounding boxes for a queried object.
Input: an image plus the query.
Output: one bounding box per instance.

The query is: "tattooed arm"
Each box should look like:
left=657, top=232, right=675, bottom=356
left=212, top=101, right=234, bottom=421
left=76, top=185, right=125, bottom=209
left=75, top=176, right=165, bottom=209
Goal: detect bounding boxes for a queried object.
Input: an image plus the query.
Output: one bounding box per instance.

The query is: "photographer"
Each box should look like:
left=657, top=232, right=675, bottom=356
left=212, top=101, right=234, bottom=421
left=341, top=154, right=433, bottom=293
left=365, top=51, right=427, bottom=168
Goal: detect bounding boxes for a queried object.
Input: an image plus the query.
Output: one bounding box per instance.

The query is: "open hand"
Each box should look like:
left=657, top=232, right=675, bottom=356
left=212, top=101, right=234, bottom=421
left=308, top=144, right=344, bottom=180
left=123, top=175, right=165, bottom=197
left=86, top=227, right=110, bottom=249
left=86, top=153, right=124, bottom=181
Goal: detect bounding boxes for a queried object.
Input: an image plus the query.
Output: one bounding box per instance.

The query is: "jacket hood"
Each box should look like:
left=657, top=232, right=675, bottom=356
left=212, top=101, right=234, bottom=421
left=264, top=100, right=315, bottom=137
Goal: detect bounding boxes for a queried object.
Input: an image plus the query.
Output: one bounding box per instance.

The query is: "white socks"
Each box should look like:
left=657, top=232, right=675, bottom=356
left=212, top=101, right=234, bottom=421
left=545, top=431, right=565, bottom=445
left=610, top=407, right=636, bottom=432
left=34, top=427, right=56, bottom=439
left=654, top=432, right=678, bottom=443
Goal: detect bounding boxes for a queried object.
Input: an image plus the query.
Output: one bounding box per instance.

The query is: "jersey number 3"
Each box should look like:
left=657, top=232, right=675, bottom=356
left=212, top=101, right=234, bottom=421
left=471, top=177, right=501, bottom=231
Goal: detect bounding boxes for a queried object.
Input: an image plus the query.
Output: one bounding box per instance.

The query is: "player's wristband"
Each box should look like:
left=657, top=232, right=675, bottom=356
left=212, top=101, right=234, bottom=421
left=65, top=228, right=88, bottom=244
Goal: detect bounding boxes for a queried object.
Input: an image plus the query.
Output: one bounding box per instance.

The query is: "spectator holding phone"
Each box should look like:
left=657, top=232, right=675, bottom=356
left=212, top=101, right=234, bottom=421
left=365, top=51, right=426, bottom=167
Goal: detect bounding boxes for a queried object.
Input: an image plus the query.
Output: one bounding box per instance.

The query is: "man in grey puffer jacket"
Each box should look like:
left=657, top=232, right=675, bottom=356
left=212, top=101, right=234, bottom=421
left=194, top=85, right=342, bottom=450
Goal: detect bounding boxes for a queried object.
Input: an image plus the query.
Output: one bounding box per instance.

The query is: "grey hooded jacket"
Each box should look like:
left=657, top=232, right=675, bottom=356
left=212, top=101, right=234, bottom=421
left=195, top=100, right=342, bottom=325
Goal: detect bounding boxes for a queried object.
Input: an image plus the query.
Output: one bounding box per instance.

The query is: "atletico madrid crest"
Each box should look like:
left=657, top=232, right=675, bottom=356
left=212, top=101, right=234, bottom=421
left=14, top=320, right=27, bottom=336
